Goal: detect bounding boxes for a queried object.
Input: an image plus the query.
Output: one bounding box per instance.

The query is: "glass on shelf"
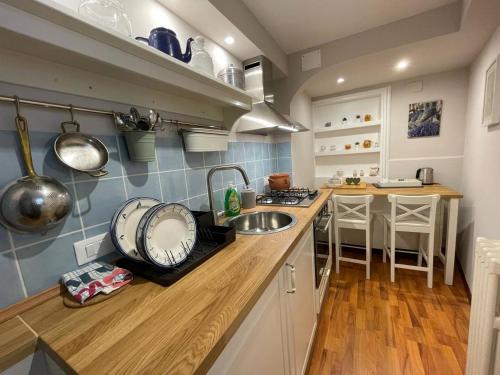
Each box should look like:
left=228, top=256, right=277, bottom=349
left=78, top=0, right=133, bottom=37
left=189, top=36, right=214, bottom=76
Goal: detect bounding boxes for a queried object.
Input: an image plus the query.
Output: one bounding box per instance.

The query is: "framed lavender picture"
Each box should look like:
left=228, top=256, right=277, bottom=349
left=408, top=100, right=442, bottom=138
left=482, top=56, right=500, bottom=127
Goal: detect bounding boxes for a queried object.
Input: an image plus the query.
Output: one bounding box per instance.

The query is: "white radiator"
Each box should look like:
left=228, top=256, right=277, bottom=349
left=467, top=237, right=500, bottom=375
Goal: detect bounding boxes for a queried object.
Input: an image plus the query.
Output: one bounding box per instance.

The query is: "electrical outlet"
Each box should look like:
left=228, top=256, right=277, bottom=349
left=73, top=232, right=115, bottom=265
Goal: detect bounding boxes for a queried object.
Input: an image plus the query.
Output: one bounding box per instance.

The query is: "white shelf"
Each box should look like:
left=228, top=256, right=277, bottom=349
left=313, top=121, right=381, bottom=134
left=0, top=0, right=253, bottom=115
left=315, top=148, right=381, bottom=157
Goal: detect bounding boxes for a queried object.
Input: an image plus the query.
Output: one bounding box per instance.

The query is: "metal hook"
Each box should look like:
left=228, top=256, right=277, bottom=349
left=13, top=96, right=21, bottom=117
left=68, top=104, right=75, bottom=123
left=60, top=104, right=80, bottom=133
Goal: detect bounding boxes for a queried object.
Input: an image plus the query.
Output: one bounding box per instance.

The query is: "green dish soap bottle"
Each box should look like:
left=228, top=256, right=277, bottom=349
left=224, top=182, right=241, bottom=217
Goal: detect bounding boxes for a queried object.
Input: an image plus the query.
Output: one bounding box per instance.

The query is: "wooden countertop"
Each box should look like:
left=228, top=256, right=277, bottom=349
left=330, top=183, right=463, bottom=198
left=3, top=190, right=332, bottom=375
left=0, top=316, right=37, bottom=372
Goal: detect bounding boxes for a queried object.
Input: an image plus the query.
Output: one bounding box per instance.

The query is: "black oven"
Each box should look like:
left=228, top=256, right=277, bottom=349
left=313, top=203, right=332, bottom=289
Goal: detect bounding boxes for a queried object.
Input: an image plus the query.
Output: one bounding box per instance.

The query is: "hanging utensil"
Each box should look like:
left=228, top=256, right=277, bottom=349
left=0, top=97, right=73, bottom=233
left=114, top=112, right=136, bottom=131
left=130, top=107, right=140, bottom=123
left=148, top=109, right=160, bottom=130
left=135, top=116, right=151, bottom=131
left=54, top=105, right=109, bottom=177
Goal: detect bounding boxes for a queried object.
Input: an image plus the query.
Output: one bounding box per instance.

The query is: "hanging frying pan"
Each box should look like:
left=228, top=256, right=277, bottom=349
left=54, top=105, right=109, bottom=177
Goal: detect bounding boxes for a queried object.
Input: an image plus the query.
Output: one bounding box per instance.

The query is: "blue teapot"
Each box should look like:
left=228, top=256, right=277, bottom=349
left=136, top=27, right=193, bottom=63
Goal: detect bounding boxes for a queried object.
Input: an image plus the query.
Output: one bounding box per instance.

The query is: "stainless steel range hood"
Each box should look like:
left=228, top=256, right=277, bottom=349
left=236, top=56, right=308, bottom=135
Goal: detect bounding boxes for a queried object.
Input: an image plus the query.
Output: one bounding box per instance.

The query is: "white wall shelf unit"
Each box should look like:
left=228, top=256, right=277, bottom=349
left=315, top=148, right=381, bottom=157
left=312, top=87, right=390, bottom=187
left=0, top=0, right=253, bottom=126
left=313, top=121, right=381, bottom=133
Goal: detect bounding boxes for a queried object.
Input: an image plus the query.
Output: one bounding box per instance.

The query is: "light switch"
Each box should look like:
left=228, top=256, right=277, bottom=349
left=74, top=232, right=116, bottom=265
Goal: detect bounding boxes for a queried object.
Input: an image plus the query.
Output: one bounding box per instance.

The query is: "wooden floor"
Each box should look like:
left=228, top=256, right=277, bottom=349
left=308, top=250, right=470, bottom=375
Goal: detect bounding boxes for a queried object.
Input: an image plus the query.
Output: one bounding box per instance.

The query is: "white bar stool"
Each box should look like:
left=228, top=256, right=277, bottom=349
left=382, top=194, right=440, bottom=288
left=333, top=194, right=374, bottom=279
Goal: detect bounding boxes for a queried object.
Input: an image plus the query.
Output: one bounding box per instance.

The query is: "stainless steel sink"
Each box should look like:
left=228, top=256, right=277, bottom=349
left=224, top=211, right=297, bottom=234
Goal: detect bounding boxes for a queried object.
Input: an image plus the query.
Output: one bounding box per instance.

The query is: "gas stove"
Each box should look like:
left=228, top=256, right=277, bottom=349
left=256, top=188, right=319, bottom=207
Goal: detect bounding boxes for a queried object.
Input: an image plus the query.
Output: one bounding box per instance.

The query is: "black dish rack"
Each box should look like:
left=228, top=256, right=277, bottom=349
left=116, top=211, right=235, bottom=286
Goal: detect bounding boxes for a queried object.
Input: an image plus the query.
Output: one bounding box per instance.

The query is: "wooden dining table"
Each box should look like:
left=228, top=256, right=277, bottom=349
left=329, top=183, right=463, bottom=285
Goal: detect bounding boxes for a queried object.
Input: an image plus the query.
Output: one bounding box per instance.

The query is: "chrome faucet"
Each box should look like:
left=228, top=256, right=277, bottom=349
left=207, top=164, right=251, bottom=224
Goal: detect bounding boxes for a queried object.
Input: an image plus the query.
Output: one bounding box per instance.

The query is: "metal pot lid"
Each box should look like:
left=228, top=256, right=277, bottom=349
left=217, top=64, right=243, bottom=76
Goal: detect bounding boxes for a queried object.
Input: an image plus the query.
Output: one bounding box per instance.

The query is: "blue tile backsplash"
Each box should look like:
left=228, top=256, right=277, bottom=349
left=0, top=127, right=292, bottom=308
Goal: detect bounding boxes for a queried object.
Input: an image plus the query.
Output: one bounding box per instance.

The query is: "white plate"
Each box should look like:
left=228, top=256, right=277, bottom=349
left=111, top=197, right=160, bottom=261
left=141, top=203, right=197, bottom=268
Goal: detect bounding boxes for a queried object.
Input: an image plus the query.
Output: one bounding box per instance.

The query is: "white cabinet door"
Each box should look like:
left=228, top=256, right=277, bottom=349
left=282, top=226, right=317, bottom=375
left=207, top=273, right=288, bottom=375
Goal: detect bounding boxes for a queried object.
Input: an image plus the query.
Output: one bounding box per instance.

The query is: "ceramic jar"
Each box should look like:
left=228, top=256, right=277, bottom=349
left=268, top=173, right=290, bottom=190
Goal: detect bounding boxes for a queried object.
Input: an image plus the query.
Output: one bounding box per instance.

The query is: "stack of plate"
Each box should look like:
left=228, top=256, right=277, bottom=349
left=110, top=198, right=197, bottom=268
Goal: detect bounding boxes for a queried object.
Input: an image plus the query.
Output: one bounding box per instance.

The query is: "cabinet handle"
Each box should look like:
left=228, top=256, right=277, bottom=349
left=286, top=263, right=296, bottom=294
left=318, top=214, right=333, bottom=232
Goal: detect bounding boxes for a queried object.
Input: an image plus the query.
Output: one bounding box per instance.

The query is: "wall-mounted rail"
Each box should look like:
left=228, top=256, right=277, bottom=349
left=0, top=94, right=224, bottom=131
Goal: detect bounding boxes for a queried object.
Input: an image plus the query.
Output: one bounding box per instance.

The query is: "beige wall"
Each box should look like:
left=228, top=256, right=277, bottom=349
left=273, top=2, right=463, bottom=114
left=290, top=91, right=315, bottom=187
left=388, top=69, right=469, bottom=189
left=458, top=26, right=500, bottom=287
left=310, top=68, right=469, bottom=188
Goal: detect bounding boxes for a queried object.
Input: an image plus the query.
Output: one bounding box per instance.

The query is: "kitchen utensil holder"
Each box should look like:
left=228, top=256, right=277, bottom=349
left=123, top=130, right=156, bottom=162
left=116, top=211, right=235, bottom=286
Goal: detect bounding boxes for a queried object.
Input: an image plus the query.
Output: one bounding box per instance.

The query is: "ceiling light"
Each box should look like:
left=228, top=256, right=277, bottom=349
left=337, top=77, right=345, bottom=84
left=395, top=59, right=410, bottom=71
left=224, top=36, right=235, bottom=45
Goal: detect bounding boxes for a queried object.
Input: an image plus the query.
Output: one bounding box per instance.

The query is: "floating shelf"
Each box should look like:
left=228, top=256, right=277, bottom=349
left=0, top=0, right=253, bottom=116
left=315, top=148, right=381, bottom=157
left=313, top=121, right=381, bottom=134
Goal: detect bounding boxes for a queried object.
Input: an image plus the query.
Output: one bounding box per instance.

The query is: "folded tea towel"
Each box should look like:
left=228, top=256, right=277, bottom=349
left=61, top=262, right=133, bottom=304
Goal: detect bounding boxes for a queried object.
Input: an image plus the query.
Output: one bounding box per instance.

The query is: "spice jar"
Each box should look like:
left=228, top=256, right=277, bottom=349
left=363, top=139, right=372, bottom=148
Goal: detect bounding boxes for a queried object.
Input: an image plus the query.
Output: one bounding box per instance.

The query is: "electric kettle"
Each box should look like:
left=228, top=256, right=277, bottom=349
left=416, top=167, right=434, bottom=184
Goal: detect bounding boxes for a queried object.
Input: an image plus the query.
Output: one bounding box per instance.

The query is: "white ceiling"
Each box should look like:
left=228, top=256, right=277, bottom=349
left=158, top=0, right=261, bottom=61
left=303, top=37, right=472, bottom=98
left=303, top=0, right=500, bottom=98
left=242, top=0, right=457, bottom=53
